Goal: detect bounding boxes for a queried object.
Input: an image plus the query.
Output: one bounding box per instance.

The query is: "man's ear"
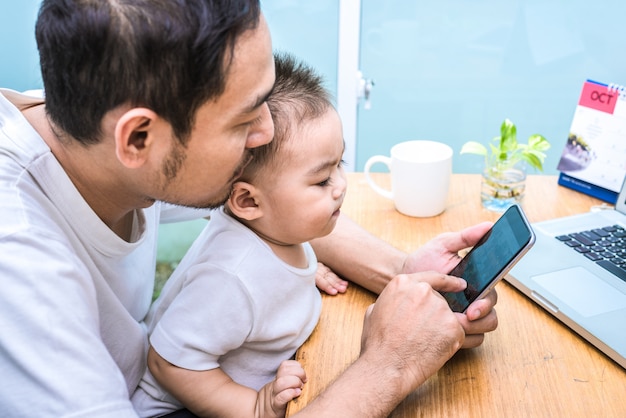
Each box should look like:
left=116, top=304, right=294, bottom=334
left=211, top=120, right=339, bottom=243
left=228, top=181, right=263, bottom=221
left=114, top=108, right=159, bottom=168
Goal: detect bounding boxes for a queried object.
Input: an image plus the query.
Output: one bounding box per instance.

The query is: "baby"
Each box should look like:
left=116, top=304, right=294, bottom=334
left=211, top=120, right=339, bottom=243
left=132, top=52, right=348, bottom=418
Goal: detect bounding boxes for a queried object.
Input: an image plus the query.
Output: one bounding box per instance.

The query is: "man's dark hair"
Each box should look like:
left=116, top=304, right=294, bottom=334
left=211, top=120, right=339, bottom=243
left=35, top=0, right=261, bottom=145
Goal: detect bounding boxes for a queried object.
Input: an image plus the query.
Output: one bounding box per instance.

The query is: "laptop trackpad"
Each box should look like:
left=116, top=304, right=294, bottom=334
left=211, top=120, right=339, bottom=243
left=532, top=267, right=626, bottom=317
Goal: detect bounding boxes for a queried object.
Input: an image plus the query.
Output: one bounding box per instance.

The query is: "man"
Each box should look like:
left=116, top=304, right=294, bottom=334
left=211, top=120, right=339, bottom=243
left=0, top=1, right=497, bottom=417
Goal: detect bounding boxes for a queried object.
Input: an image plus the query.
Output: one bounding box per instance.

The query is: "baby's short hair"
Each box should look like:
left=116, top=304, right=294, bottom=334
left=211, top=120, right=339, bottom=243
left=243, top=52, right=334, bottom=177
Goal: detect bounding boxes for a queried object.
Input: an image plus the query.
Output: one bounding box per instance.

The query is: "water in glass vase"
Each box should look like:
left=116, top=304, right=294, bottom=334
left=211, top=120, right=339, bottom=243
left=481, top=167, right=526, bottom=212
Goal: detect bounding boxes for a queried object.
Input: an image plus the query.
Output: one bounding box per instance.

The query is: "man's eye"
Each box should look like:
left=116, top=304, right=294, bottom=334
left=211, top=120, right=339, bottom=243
left=246, top=115, right=263, bottom=126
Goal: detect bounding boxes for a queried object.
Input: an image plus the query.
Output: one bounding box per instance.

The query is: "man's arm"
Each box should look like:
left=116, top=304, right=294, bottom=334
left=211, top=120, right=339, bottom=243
left=311, top=214, right=498, bottom=347
left=293, top=274, right=467, bottom=417
left=303, top=215, right=499, bottom=416
left=310, top=214, right=404, bottom=294
left=311, top=214, right=495, bottom=293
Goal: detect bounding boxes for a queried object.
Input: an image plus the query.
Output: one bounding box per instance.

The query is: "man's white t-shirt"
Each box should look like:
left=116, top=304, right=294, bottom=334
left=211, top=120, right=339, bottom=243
left=0, top=89, right=205, bottom=417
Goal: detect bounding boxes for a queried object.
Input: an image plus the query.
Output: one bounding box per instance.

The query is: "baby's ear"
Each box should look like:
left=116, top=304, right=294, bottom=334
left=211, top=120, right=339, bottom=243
left=227, top=181, right=263, bottom=220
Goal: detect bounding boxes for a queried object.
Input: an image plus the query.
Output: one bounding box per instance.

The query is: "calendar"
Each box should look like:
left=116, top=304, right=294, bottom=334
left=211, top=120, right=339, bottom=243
left=557, top=79, right=626, bottom=203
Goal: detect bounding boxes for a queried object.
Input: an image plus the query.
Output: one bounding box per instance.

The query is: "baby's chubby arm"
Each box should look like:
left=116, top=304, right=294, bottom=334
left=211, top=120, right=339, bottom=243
left=147, top=347, right=306, bottom=418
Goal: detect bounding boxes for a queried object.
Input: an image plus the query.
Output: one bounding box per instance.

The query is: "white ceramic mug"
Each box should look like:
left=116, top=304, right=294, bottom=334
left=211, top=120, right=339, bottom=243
left=364, top=140, right=453, bottom=217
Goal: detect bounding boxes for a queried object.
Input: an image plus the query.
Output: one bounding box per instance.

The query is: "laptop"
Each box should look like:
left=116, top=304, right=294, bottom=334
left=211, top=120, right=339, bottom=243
left=507, top=177, right=626, bottom=369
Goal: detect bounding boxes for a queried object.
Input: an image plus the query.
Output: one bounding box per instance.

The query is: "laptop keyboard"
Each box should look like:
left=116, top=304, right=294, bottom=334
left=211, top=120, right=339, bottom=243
left=556, top=225, right=626, bottom=282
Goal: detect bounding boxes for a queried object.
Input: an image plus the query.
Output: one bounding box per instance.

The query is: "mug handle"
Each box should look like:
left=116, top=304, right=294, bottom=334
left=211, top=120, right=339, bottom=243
left=364, top=155, right=393, bottom=199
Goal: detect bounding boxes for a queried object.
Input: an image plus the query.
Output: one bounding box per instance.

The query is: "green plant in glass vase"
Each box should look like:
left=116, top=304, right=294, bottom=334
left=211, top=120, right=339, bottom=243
left=461, top=118, right=551, bottom=211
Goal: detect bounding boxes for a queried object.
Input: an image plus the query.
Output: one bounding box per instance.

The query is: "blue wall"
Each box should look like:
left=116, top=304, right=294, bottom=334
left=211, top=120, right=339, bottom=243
left=0, top=1, right=41, bottom=91
left=4, top=1, right=626, bottom=176
left=355, top=0, right=626, bottom=175
left=264, top=2, right=339, bottom=101
left=0, top=2, right=336, bottom=95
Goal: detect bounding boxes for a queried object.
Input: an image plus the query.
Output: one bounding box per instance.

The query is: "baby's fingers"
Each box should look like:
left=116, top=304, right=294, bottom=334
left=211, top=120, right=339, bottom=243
left=315, top=262, right=349, bottom=295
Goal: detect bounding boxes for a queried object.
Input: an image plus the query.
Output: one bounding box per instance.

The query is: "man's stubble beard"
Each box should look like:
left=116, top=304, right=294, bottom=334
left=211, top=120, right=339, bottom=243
left=159, top=144, right=250, bottom=210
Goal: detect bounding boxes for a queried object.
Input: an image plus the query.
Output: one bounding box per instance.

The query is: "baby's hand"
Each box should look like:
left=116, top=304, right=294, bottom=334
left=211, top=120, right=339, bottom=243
left=315, top=262, right=348, bottom=295
left=257, top=360, right=307, bottom=418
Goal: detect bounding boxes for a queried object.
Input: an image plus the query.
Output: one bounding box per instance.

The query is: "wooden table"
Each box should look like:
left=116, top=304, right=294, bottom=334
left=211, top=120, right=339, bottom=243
left=286, top=173, right=625, bottom=417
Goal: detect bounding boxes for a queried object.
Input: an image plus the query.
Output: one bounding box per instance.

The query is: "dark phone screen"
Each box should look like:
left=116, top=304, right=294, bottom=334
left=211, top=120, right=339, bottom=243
left=443, top=205, right=533, bottom=312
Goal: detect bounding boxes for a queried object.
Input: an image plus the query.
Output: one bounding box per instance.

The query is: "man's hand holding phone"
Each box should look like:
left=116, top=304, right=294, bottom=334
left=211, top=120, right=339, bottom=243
left=400, top=220, right=501, bottom=349
left=442, top=204, right=536, bottom=313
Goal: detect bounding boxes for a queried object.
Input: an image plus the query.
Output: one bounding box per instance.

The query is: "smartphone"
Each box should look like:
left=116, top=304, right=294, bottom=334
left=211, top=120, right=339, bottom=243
left=442, top=204, right=535, bottom=313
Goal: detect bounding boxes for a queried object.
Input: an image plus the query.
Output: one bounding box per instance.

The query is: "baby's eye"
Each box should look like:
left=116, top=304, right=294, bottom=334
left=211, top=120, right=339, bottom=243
left=317, top=178, right=331, bottom=187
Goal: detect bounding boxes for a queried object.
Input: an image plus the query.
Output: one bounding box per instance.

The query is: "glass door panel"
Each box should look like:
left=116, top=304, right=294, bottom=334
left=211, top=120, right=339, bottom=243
left=357, top=0, right=626, bottom=174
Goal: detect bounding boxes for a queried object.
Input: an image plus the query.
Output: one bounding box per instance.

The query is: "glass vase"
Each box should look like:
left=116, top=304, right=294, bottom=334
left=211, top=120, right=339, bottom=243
left=480, top=164, right=527, bottom=212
